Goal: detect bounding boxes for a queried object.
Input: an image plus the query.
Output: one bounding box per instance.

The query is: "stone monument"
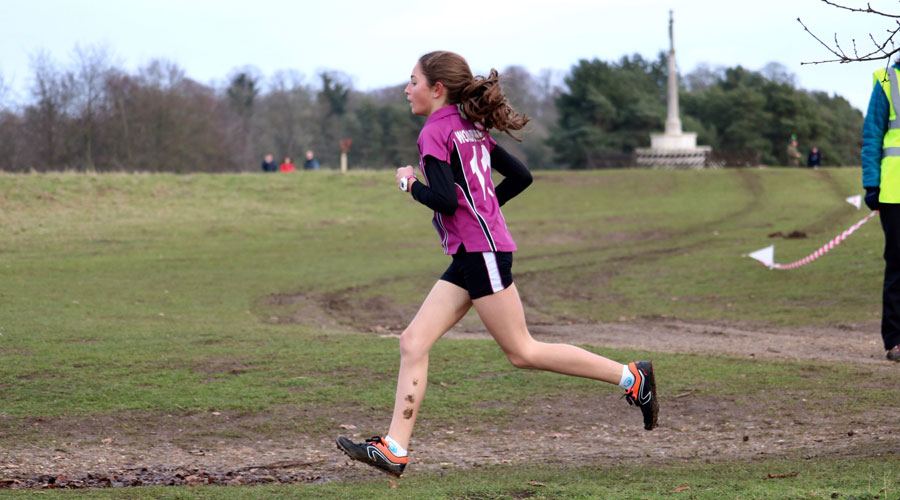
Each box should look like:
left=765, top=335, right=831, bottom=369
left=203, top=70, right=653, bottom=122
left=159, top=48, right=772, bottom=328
left=636, top=10, right=712, bottom=169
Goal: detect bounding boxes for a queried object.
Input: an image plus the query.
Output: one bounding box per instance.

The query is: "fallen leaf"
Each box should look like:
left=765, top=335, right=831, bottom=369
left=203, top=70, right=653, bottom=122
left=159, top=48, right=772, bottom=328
left=339, top=424, right=357, bottom=430
left=390, top=478, right=398, bottom=488
left=101, top=438, right=112, bottom=444
left=528, top=480, right=546, bottom=487
left=670, top=486, right=690, bottom=493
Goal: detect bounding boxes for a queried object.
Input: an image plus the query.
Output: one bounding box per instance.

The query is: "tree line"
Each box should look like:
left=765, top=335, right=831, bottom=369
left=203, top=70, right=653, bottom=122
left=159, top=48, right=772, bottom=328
left=549, top=54, right=864, bottom=167
left=0, top=46, right=863, bottom=172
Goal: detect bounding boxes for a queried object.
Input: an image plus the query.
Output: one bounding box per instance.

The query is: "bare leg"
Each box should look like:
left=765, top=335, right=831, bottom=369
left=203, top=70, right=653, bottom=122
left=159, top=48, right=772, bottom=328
left=386, top=280, right=472, bottom=450
left=473, top=284, right=623, bottom=383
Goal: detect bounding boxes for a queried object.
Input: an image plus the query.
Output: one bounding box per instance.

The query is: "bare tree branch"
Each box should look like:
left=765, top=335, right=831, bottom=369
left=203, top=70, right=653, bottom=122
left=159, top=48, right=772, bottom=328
left=819, top=0, right=900, bottom=18
left=869, top=32, right=893, bottom=58
left=799, top=17, right=842, bottom=58
left=833, top=32, right=849, bottom=59
left=800, top=1, right=900, bottom=65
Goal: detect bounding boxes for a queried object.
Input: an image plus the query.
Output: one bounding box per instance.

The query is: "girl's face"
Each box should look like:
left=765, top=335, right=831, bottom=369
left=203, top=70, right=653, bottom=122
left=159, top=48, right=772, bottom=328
left=405, top=63, right=442, bottom=117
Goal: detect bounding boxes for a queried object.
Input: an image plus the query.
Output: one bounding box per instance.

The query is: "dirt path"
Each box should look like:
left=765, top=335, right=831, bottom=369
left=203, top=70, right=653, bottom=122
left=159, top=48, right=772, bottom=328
left=1, top=319, right=895, bottom=488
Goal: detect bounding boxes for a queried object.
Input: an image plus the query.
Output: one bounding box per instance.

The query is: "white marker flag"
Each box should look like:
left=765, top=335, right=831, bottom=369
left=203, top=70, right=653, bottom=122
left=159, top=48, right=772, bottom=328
left=846, top=194, right=862, bottom=210
left=748, top=245, right=775, bottom=268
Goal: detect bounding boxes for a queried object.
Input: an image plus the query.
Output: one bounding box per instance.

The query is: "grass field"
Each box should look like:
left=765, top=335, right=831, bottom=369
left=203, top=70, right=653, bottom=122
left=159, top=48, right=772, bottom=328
left=1, top=168, right=898, bottom=499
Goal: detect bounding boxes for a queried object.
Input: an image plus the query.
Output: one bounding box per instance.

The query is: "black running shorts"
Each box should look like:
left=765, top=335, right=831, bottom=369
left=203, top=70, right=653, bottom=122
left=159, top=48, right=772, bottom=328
left=440, top=247, right=514, bottom=300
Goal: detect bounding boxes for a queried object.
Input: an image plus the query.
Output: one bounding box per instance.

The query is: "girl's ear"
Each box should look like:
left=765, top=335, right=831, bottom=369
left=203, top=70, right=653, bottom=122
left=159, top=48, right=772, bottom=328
left=432, top=81, right=445, bottom=99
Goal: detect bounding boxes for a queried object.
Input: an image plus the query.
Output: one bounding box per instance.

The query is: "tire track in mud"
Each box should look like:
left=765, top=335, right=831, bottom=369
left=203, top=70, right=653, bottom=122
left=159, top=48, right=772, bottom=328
left=805, top=168, right=865, bottom=233
left=518, top=167, right=766, bottom=265
left=814, top=167, right=853, bottom=199
left=259, top=169, right=867, bottom=333
left=515, top=169, right=867, bottom=301
left=511, top=168, right=769, bottom=322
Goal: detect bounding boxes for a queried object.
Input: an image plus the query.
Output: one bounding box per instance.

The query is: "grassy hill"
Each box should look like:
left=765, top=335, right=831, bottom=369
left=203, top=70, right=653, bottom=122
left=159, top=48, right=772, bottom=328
left=0, top=168, right=896, bottom=499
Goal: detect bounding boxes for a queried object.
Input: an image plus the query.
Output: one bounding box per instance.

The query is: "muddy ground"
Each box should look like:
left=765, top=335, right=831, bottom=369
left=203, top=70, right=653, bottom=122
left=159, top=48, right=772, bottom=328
left=2, top=304, right=896, bottom=489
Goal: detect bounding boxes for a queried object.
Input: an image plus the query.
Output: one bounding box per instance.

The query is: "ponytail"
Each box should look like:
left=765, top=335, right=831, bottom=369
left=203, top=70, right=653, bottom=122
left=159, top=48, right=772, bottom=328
left=460, top=69, right=530, bottom=141
left=418, top=51, right=531, bottom=141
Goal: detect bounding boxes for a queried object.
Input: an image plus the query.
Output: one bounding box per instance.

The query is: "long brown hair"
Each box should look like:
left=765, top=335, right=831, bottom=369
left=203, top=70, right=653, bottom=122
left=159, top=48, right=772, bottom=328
left=418, top=51, right=530, bottom=141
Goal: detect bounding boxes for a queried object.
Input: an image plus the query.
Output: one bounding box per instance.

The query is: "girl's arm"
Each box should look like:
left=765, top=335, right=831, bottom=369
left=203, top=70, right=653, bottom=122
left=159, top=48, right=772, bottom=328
left=410, top=155, right=457, bottom=215
left=491, top=145, right=533, bottom=206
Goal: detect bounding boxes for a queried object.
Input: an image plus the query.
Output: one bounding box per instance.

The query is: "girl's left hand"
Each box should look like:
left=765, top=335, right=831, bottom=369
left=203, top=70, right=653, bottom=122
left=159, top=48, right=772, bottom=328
left=396, top=165, right=415, bottom=190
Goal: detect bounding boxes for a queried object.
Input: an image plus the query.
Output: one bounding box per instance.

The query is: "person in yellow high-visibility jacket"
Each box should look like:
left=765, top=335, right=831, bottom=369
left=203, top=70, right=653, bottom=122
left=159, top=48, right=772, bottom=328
left=862, top=61, right=900, bottom=362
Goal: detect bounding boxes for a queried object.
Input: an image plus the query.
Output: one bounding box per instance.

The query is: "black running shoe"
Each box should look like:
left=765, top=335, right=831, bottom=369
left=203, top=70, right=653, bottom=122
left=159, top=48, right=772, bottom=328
left=623, top=361, right=659, bottom=430
left=336, top=436, right=408, bottom=477
left=888, top=345, right=900, bottom=362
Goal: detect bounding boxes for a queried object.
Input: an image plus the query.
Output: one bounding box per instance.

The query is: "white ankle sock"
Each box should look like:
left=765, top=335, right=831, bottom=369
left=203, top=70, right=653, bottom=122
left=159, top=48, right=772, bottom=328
left=384, top=435, right=407, bottom=457
left=618, top=364, right=635, bottom=389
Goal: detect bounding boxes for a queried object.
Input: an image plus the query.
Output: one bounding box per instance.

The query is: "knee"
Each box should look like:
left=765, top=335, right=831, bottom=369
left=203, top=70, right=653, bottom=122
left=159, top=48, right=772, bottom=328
left=505, top=343, right=540, bottom=370
left=399, top=329, right=429, bottom=360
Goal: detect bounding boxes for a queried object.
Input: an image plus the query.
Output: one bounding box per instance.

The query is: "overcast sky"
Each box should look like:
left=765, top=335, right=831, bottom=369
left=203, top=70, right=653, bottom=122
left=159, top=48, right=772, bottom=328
left=0, top=0, right=895, bottom=112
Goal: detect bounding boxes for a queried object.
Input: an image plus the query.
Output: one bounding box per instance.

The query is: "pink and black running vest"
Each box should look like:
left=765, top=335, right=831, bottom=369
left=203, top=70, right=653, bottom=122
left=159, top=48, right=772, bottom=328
left=417, top=105, right=517, bottom=255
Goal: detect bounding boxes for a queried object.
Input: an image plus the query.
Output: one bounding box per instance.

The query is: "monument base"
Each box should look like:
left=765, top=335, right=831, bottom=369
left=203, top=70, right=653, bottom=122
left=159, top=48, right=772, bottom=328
left=635, top=145, right=713, bottom=169
left=650, top=132, right=699, bottom=150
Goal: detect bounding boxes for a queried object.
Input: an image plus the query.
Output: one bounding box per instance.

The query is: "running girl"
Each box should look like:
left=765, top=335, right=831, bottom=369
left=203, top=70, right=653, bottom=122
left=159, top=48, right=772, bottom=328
left=337, top=51, right=658, bottom=477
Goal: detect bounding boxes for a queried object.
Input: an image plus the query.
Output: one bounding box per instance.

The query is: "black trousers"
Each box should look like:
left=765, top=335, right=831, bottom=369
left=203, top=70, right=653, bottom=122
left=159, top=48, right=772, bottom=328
left=880, top=204, right=900, bottom=350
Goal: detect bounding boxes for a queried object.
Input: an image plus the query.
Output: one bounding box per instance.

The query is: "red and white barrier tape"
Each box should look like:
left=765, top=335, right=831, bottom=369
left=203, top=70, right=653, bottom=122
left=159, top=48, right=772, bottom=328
left=749, top=210, right=878, bottom=270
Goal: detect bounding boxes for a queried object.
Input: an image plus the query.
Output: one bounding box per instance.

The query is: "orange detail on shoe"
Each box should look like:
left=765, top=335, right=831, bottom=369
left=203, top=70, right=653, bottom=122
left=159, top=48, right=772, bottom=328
left=624, top=362, right=643, bottom=399
left=374, top=439, right=409, bottom=464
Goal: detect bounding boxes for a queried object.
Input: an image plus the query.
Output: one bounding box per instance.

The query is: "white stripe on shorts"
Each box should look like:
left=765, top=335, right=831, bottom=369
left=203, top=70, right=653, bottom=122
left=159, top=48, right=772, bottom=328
left=482, top=252, right=504, bottom=293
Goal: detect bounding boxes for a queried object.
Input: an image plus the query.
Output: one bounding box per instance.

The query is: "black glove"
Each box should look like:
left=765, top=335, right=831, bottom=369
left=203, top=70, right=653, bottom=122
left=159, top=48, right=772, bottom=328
left=865, top=187, right=880, bottom=211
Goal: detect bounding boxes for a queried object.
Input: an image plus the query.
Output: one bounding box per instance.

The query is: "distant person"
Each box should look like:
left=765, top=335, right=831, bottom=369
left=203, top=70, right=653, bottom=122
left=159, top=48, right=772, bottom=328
left=807, top=146, right=822, bottom=168
left=303, top=150, right=319, bottom=171
left=336, top=50, right=657, bottom=479
left=261, top=154, right=278, bottom=173
left=862, top=56, right=900, bottom=362
left=786, top=139, right=802, bottom=168
left=280, top=156, right=296, bottom=173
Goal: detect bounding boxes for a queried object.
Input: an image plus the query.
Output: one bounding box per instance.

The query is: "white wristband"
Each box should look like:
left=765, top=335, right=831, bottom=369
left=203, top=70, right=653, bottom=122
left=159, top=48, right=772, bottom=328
left=399, top=175, right=416, bottom=192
